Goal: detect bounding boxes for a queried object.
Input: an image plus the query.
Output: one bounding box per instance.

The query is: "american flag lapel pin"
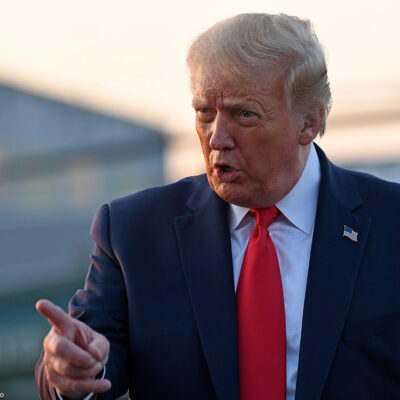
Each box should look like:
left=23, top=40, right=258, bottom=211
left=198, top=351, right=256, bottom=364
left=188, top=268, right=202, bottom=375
left=343, top=225, right=358, bottom=242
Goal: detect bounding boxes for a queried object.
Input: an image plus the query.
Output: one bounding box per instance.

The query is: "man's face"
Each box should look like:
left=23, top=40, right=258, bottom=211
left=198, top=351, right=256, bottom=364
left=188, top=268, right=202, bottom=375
left=192, top=68, right=316, bottom=208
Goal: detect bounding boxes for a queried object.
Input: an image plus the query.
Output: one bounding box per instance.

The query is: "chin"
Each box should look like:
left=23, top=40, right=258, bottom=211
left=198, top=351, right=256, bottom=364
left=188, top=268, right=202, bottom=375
left=207, top=174, right=254, bottom=206
left=213, top=184, right=249, bottom=207
left=213, top=184, right=274, bottom=208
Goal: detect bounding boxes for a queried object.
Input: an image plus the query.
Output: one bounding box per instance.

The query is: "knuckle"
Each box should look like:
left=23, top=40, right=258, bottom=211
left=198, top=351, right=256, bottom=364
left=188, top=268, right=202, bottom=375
left=61, top=362, right=73, bottom=376
left=43, top=332, right=53, bottom=350
left=45, top=331, right=62, bottom=353
left=53, top=338, right=66, bottom=355
left=45, top=368, right=57, bottom=386
left=43, top=353, right=56, bottom=371
left=45, top=369, right=52, bottom=382
left=55, top=358, right=69, bottom=376
left=43, top=359, right=52, bottom=373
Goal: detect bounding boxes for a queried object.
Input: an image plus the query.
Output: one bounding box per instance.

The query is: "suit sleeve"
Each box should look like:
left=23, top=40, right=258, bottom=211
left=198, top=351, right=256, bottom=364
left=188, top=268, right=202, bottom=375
left=35, top=204, right=130, bottom=400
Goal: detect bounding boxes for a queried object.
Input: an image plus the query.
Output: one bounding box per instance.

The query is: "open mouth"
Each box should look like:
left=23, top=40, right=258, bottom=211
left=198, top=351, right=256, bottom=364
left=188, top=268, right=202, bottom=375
left=221, top=165, right=234, bottom=172
left=213, top=162, right=239, bottom=181
left=214, top=163, right=239, bottom=182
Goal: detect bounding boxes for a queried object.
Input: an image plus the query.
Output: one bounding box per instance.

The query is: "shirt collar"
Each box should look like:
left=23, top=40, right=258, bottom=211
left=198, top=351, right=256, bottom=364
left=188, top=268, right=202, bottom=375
left=229, top=143, right=321, bottom=235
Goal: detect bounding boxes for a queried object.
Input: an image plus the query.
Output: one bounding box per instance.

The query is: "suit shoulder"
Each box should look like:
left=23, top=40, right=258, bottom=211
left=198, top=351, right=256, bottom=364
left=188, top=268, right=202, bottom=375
left=344, top=168, right=400, bottom=198
left=317, top=144, right=400, bottom=201
left=107, top=174, right=207, bottom=216
left=336, top=167, right=400, bottom=219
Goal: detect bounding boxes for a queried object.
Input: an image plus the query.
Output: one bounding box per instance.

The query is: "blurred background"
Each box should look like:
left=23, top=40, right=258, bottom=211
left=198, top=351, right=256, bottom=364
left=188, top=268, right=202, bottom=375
left=0, top=0, right=399, bottom=398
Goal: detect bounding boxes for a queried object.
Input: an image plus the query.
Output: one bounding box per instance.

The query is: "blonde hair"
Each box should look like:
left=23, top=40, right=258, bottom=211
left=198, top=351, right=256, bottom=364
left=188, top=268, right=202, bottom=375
left=187, top=13, right=331, bottom=135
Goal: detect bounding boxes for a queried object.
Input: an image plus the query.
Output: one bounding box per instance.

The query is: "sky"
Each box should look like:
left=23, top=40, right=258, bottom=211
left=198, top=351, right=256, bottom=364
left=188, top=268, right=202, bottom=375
left=0, top=0, right=399, bottom=177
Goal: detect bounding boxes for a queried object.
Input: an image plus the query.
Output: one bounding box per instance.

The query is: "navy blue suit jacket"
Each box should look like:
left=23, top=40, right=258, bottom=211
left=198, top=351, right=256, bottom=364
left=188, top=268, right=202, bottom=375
left=36, top=146, right=400, bottom=399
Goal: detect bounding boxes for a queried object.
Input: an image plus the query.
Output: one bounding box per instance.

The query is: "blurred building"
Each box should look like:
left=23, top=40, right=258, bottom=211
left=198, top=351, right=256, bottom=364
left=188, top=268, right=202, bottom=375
left=317, top=102, right=400, bottom=183
left=0, top=83, right=165, bottom=399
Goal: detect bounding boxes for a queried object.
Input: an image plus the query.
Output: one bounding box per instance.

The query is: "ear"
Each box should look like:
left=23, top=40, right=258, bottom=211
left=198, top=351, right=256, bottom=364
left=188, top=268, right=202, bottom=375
left=299, top=107, right=324, bottom=146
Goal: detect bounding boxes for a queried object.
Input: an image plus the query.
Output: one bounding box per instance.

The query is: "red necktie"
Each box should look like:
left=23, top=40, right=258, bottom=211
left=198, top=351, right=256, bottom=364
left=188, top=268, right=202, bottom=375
left=236, top=206, right=286, bottom=400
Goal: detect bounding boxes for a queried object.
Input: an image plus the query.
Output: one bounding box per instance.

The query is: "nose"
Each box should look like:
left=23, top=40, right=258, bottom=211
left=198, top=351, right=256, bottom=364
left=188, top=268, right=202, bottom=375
left=209, top=113, right=235, bottom=150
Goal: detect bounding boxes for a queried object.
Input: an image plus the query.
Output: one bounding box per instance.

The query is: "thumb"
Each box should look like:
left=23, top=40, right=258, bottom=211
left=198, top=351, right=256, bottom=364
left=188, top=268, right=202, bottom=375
left=75, top=323, right=92, bottom=349
left=87, top=332, right=110, bottom=363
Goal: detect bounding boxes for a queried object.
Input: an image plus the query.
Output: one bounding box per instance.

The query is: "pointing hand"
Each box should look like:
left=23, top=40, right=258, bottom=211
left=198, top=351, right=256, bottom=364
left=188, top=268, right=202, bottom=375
left=36, top=299, right=111, bottom=399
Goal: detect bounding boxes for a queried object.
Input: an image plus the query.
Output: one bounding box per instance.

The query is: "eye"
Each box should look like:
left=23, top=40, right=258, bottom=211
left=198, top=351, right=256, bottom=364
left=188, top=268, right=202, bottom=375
left=241, top=110, right=254, bottom=118
left=196, top=107, right=215, bottom=122
left=236, top=109, right=258, bottom=125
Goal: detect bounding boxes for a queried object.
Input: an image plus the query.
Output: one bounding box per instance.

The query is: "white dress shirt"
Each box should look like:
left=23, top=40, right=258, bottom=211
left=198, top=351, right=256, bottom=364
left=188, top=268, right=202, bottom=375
left=229, top=143, right=321, bottom=400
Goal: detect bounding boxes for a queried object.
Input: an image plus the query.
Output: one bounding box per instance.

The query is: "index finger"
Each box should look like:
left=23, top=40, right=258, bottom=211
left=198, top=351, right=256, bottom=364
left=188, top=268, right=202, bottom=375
left=36, top=299, right=72, bottom=335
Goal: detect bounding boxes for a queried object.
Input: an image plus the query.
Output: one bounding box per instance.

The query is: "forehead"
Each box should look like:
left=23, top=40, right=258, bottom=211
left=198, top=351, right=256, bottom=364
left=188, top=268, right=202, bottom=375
left=190, top=66, right=286, bottom=104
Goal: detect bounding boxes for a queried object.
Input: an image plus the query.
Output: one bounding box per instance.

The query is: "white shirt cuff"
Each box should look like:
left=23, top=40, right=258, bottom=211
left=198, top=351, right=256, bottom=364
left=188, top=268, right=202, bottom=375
left=55, top=366, right=106, bottom=400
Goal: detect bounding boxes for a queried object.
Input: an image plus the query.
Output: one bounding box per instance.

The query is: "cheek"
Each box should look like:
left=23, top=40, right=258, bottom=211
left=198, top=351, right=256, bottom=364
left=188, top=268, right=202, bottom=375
left=195, top=121, right=205, bottom=140
left=237, top=134, right=270, bottom=170
left=196, top=125, right=211, bottom=152
left=239, top=140, right=282, bottom=179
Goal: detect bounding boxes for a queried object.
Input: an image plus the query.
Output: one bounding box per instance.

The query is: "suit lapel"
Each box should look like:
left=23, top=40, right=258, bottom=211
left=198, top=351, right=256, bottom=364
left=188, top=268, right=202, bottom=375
left=295, top=148, right=371, bottom=400
left=174, top=177, right=239, bottom=400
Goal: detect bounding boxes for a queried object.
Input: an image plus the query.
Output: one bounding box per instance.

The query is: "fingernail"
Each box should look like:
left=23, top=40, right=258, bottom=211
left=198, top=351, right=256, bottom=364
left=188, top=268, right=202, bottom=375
left=88, top=357, right=96, bottom=366
left=104, top=380, right=111, bottom=389
left=95, top=361, right=103, bottom=371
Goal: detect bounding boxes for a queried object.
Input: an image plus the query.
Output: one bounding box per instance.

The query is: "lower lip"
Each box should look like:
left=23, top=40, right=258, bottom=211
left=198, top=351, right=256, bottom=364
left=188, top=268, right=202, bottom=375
left=215, top=167, right=239, bottom=182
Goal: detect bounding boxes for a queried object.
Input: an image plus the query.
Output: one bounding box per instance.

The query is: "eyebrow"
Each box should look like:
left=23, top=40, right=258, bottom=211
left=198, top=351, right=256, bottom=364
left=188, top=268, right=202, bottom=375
left=191, top=98, right=208, bottom=109
left=191, top=97, right=264, bottom=111
left=223, top=98, right=262, bottom=110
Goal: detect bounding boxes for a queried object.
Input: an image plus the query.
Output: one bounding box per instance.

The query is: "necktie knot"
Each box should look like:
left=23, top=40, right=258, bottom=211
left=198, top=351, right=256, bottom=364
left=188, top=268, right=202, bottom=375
left=250, top=206, right=280, bottom=228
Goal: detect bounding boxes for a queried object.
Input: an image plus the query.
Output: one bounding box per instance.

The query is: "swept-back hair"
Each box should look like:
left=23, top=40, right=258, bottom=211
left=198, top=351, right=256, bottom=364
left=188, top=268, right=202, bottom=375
left=187, top=13, right=331, bottom=135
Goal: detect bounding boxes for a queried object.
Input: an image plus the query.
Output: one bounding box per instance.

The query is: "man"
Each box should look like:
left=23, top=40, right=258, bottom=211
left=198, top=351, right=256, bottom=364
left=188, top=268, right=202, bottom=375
left=36, top=13, right=400, bottom=400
